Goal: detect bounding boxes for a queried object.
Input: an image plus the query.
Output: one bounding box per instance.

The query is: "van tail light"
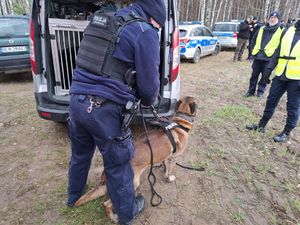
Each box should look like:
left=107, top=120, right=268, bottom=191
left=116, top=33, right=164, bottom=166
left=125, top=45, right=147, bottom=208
left=233, top=32, right=238, bottom=38
left=30, top=18, right=37, bottom=75
left=180, top=38, right=190, bottom=44
left=171, top=27, right=180, bottom=83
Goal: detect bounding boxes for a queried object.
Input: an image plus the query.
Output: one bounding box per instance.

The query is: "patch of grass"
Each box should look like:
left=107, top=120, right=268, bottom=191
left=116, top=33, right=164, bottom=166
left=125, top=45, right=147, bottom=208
left=190, top=159, right=210, bottom=170
left=59, top=197, right=110, bottom=225
left=232, top=208, right=245, bottom=224
left=290, top=199, right=300, bottom=213
left=277, top=147, right=287, bottom=158
left=200, top=116, right=223, bottom=126
left=271, top=180, right=280, bottom=188
left=262, top=146, right=271, bottom=157
left=34, top=201, right=53, bottom=216
left=231, top=164, right=241, bottom=174
left=283, top=181, right=294, bottom=193
left=270, top=215, right=277, bottom=224
left=207, top=169, right=221, bottom=177
left=254, top=164, right=272, bottom=176
left=245, top=171, right=253, bottom=184
left=213, top=104, right=257, bottom=124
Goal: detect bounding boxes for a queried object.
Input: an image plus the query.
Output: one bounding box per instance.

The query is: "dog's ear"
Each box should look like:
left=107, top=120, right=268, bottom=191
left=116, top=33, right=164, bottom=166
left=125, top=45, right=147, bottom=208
left=176, top=99, right=183, bottom=111
left=189, top=102, right=197, bottom=115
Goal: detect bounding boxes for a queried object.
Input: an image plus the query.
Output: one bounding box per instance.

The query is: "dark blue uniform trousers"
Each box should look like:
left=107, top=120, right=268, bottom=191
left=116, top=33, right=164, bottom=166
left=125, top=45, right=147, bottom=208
left=248, top=59, right=270, bottom=95
left=260, top=76, right=300, bottom=128
left=67, top=94, right=137, bottom=224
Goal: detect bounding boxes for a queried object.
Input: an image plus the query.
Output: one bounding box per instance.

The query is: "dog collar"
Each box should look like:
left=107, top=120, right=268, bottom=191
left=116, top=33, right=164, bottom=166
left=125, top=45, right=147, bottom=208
left=175, top=112, right=194, bottom=123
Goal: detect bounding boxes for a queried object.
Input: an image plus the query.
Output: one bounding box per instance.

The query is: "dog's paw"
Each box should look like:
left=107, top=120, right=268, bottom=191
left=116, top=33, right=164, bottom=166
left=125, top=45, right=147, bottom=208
left=168, top=175, right=176, bottom=182
left=111, top=213, right=119, bottom=224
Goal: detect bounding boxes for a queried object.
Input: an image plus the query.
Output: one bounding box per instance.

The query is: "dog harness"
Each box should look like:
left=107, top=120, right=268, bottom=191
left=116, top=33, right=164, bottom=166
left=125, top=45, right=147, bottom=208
left=148, top=116, right=191, bottom=154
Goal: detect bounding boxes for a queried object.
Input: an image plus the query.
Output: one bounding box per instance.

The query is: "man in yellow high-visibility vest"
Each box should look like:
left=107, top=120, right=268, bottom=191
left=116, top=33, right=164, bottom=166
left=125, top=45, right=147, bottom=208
left=246, top=18, right=300, bottom=143
left=244, top=11, right=285, bottom=98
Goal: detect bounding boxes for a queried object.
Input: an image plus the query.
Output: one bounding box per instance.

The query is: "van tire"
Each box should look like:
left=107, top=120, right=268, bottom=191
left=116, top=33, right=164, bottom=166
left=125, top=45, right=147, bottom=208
left=192, top=48, right=201, bottom=63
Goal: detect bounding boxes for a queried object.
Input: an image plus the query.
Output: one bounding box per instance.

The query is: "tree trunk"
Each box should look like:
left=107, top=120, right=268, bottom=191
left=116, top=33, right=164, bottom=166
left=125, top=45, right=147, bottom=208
left=264, top=0, right=270, bottom=21
left=282, top=0, right=290, bottom=22
left=206, top=0, right=213, bottom=25
left=211, top=0, right=218, bottom=26
left=227, top=0, right=233, bottom=20
left=201, top=0, right=206, bottom=23
left=216, top=0, right=224, bottom=22
left=222, top=0, right=228, bottom=21
left=185, top=0, right=190, bottom=21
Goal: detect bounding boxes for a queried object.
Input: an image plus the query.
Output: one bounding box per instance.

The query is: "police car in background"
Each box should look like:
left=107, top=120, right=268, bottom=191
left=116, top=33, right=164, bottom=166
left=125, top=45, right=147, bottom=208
left=212, top=21, right=240, bottom=48
left=179, top=21, right=220, bottom=63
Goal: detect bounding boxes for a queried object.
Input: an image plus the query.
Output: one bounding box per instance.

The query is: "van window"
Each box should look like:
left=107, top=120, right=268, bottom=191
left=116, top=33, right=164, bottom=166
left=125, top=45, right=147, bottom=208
left=213, top=24, right=237, bottom=32
left=0, top=18, right=29, bottom=37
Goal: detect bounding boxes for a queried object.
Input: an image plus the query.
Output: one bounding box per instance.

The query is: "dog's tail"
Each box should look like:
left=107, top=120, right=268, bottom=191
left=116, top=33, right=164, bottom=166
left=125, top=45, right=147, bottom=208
left=74, top=184, right=107, bottom=206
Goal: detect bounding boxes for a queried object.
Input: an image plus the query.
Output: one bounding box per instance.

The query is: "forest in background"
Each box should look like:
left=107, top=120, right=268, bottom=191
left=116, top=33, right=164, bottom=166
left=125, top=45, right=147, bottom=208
left=0, top=0, right=300, bottom=26
left=179, top=0, right=300, bottom=27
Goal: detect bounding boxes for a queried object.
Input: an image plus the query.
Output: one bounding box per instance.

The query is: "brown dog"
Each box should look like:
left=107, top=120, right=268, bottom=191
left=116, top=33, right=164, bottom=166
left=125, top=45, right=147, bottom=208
left=74, top=96, right=197, bottom=223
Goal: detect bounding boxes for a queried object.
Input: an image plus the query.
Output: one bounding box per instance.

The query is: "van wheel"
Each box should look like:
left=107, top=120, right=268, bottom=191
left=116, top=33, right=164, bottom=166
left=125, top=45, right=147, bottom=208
left=213, top=45, right=220, bottom=55
left=192, top=48, right=201, bottom=63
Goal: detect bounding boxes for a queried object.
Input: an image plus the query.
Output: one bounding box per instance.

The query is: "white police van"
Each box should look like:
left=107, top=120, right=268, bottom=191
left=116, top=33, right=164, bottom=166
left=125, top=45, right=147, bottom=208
left=212, top=21, right=240, bottom=48
left=179, top=21, right=220, bottom=63
left=30, top=0, right=180, bottom=122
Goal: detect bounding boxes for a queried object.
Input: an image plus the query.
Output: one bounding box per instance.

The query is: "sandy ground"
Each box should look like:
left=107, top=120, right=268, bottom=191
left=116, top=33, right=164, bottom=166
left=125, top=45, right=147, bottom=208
left=0, top=52, right=299, bottom=225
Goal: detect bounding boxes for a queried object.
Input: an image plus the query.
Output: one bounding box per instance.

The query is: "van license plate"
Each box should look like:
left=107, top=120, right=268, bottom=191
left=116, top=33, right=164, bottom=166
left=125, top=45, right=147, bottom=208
left=1, top=46, right=27, bottom=53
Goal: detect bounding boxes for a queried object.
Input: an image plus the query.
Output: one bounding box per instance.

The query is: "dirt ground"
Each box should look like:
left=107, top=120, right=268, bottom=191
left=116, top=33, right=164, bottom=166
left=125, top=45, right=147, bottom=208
left=0, top=51, right=299, bottom=225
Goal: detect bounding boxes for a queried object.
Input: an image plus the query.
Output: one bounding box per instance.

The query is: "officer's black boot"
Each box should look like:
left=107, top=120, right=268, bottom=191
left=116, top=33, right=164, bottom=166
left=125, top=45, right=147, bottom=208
left=120, top=195, right=145, bottom=225
left=246, top=120, right=267, bottom=133
left=273, top=126, right=292, bottom=143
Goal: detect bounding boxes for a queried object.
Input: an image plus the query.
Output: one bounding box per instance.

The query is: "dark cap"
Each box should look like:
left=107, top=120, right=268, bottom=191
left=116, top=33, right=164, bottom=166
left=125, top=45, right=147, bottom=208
left=135, top=0, right=167, bottom=27
left=269, top=11, right=281, bottom=21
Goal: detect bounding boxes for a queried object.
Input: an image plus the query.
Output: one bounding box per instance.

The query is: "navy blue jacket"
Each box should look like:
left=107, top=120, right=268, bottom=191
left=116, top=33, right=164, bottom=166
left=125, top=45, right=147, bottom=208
left=70, top=4, right=160, bottom=106
left=250, top=23, right=285, bottom=61
left=237, top=20, right=250, bottom=40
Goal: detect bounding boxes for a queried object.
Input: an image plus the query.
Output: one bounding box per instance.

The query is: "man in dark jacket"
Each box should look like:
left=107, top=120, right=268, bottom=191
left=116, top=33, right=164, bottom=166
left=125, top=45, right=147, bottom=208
left=246, top=19, right=300, bottom=143
left=247, top=16, right=262, bottom=60
left=244, top=11, right=284, bottom=98
left=233, top=17, right=251, bottom=61
left=66, top=1, right=166, bottom=224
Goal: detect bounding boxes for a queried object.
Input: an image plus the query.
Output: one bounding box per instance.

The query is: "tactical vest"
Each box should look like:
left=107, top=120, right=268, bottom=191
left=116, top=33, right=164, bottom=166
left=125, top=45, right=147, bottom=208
left=252, top=26, right=283, bottom=57
left=76, top=11, right=145, bottom=85
left=275, top=27, right=300, bottom=80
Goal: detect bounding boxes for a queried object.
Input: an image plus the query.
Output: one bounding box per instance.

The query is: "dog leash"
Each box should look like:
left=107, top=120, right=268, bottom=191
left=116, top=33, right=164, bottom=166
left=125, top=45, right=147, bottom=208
left=140, top=104, right=163, bottom=207
left=175, top=162, right=205, bottom=171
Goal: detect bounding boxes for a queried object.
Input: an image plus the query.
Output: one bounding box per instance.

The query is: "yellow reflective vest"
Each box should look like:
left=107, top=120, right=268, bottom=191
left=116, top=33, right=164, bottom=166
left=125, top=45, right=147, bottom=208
left=252, top=26, right=283, bottom=57
left=275, top=27, right=300, bottom=80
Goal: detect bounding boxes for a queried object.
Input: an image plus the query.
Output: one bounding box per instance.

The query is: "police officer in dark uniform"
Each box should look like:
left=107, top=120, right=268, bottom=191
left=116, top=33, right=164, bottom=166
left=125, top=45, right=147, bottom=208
left=247, top=16, right=262, bottom=60
left=244, top=11, right=284, bottom=98
left=246, top=19, right=300, bottom=143
left=66, top=1, right=166, bottom=224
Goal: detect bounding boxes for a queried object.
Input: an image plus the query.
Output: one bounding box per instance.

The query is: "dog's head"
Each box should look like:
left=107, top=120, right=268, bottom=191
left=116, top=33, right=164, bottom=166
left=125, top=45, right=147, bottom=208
left=175, top=96, right=197, bottom=117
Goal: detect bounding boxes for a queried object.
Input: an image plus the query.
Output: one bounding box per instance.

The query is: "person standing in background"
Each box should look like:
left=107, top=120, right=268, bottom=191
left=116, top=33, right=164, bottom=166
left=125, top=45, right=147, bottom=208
left=244, top=11, right=285, bottom=98
left=247, top=16, right=261, bottom=60
left=246, top=19, right=300, bottom=143
left=233, top=17, right=251, bottom=61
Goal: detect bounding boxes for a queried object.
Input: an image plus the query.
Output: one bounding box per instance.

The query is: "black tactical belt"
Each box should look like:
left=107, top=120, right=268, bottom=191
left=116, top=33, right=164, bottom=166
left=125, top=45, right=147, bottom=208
left=279, top=56, right=296, bottom=60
